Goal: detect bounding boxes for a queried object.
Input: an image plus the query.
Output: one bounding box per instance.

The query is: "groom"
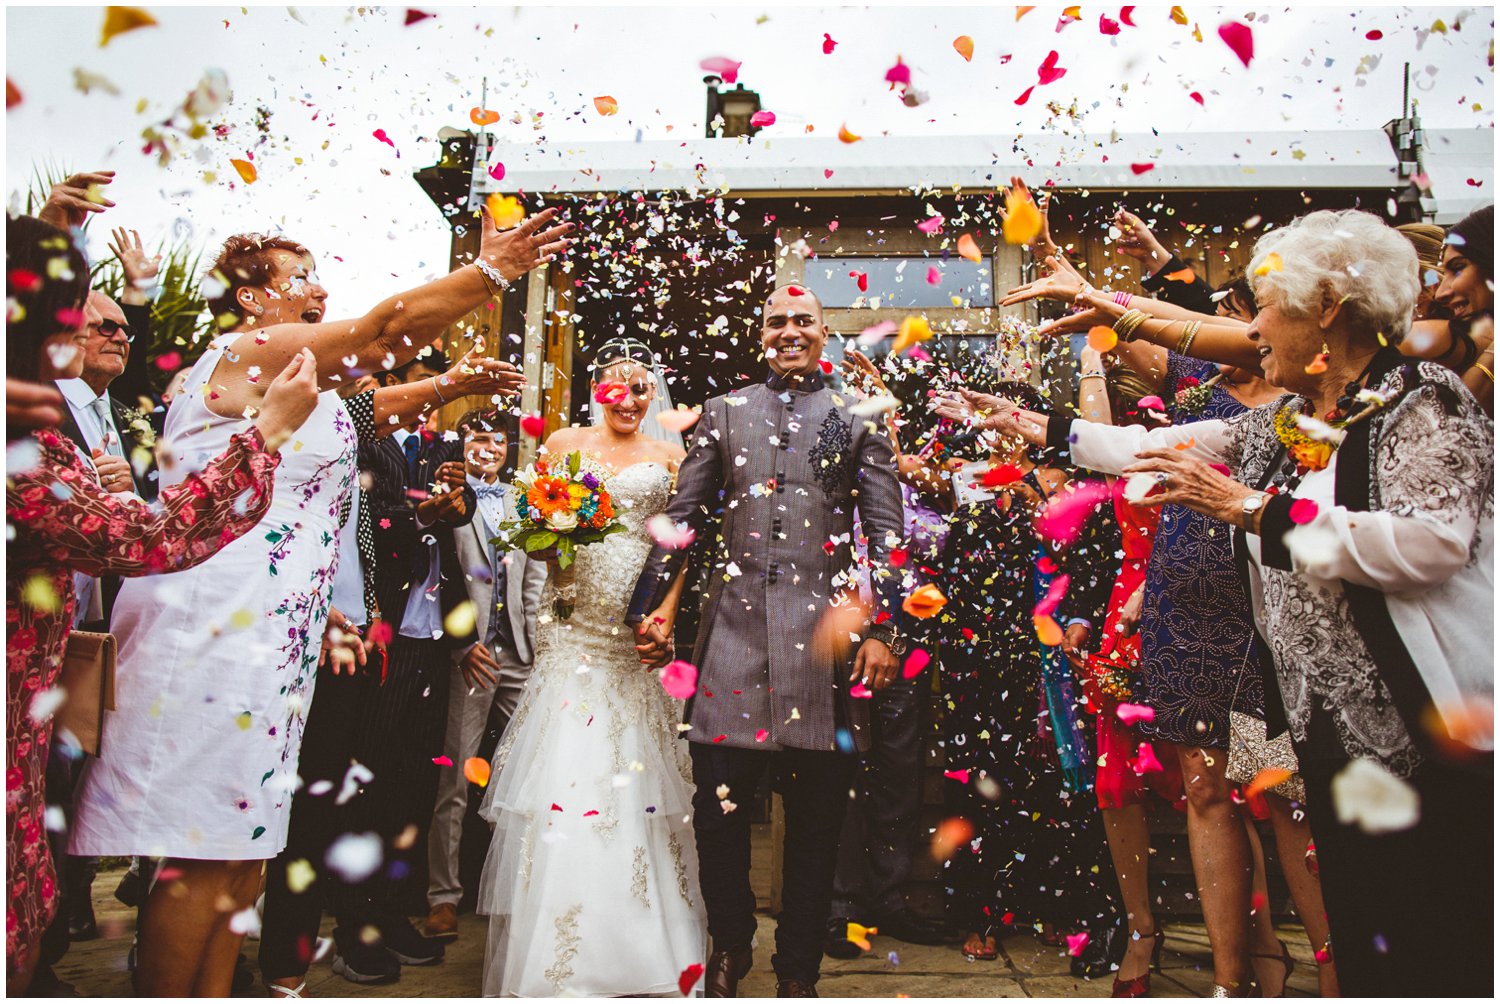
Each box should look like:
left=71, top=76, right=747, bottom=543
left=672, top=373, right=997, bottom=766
left=628, top=285, right=905, bottom=997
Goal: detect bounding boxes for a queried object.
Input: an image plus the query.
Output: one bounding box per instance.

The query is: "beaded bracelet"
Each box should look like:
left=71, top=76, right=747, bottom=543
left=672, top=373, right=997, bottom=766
left=1176, top=320, right=1203, bottom=357
left=475, top=259, right=512, bottom=295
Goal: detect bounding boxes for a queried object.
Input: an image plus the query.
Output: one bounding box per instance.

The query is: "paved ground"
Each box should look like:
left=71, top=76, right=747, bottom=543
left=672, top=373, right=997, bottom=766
left=55, top=826, right=1322, bottom=998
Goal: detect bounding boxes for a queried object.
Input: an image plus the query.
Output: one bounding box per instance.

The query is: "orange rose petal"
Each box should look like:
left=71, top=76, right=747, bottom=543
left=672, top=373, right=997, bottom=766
left=838, top=122, right=862, bottom=143
left=1246, top=767, right=1293, bottom=799
left=470, top=107, right=501, bottom=126
left=1172, top=437, right=1197, bottom=450
left=1164, top=267, right=1198, bottom=283
left=931, top=816, right=975, bottom=861
left=1033, top=614, right=1063, bottom=647
left=230, top=158, right=257, bottom=184
left=463, top=757, right=492, bottom=787
left=1086, top=326, right=1118, bottom=353
left=100, top=5, right=158, bottom=47
left=957, top=233, right=983, bottom=263
left=593, top=95, right=618, bottom=116
left=953, top=35, right=975, bottom=61
left=902, top=584, right=947, bottom=619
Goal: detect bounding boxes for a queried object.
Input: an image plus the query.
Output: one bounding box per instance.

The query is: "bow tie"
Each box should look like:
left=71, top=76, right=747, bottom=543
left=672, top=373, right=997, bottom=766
left=474, top=484, right=508, bottom=500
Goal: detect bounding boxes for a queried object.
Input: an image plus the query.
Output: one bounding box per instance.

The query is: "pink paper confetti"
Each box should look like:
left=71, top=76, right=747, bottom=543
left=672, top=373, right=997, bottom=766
left=1066, top=932, right=1091, bottom=956
left=944, top=769, right=970, bottom=784
left=699, top=56, right=742, bottom=83
left=902, top=648, right=930, bottom=680
left=755, top=728, right=770, bottom=742
left=925, top=265, right=941, bottom=285
left=917, top=214, right=945, bottom=234
left=1218, top=20, right=1254, bottom=67
left=372, top=128, right=396, bottom=148
left=1036, top=480, right=1112, bottom=545
left=658, top=660, right=698, bottom=701
left=1033, top=573, right=1070, bottom=619
left=487, top=161, right=506, bottom=182
left=1288, top=498, right=1320, bottom=524
left=1116, top=703, right=1156, bottom=726
left=884, top=58, right=911, bottom=88
left=822, top=33, right=838, bottom=54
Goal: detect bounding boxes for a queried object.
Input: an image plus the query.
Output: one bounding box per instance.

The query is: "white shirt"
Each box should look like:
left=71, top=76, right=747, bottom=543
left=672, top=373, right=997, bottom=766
left=57, top=378, right=122, bottom=457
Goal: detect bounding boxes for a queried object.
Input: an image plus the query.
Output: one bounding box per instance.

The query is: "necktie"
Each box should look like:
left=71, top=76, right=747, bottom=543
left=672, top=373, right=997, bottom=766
left=91, top=397, right=124, bottom=457
left=403, top=434, right=421, bottom=485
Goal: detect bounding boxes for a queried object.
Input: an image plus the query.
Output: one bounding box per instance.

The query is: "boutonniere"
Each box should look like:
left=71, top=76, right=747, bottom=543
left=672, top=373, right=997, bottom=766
left=119, top=407, right=157, bottom=450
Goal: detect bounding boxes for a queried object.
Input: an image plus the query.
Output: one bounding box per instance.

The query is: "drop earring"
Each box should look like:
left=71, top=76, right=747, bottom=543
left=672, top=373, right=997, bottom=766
left=1305, top=340, right=1330, bottom=376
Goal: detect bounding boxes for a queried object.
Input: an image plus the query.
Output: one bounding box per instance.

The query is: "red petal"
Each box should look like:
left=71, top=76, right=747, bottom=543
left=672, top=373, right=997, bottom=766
left=1217, top=20, right=1254, bottom=67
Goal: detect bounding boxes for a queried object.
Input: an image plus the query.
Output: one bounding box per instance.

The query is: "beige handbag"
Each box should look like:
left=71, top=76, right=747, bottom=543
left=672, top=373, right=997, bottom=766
left=56, top=631, right=117, bottom=757
left=1223, top=640, right=1305, bottom=802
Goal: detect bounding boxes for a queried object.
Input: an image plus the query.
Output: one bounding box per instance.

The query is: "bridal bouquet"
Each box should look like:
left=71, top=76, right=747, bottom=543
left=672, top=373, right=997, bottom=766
left=494, top=451, right=625, bottom=617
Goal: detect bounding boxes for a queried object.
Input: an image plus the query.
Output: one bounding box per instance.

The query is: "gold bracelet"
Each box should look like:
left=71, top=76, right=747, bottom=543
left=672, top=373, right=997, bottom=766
left=1176, top=320, right=1203, bottom=357
left=1475, top=361, right=1495, bottom=383
left=1113, top=308, right=1150, bottom=343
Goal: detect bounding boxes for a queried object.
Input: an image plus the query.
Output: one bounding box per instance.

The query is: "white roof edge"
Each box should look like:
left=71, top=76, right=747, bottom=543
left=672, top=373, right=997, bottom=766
left=476, top=130, right=1407, bottom=196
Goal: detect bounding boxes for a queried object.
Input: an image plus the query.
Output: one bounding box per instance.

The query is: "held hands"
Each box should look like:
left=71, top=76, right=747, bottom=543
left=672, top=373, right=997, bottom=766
left=37, top=170, right=116, bottom=231
left=478, top=205, right=575, bottom=283
left=107, top=227, right=160, bottom=305
left=254, top=348, right=321, bottom=451
left=459, top=642, right=501, bottom=690
left=418, top=462, right=470, bottom=523
left=634, top=609, right=675, bottom=669
left=850, top=637, right=898, bottom=691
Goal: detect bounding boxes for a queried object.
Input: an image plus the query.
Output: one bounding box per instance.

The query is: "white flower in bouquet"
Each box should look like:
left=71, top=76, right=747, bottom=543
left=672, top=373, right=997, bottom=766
left=545, top=507, right=579, bottom=532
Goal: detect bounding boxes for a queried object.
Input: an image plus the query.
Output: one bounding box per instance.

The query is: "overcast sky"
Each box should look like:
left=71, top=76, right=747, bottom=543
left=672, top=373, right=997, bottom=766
left=6, top=4, right=1494, bottom=312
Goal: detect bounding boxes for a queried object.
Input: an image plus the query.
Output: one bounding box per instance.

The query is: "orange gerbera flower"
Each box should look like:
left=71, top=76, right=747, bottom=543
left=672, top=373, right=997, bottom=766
left=527, top=475, right=571, bottom=516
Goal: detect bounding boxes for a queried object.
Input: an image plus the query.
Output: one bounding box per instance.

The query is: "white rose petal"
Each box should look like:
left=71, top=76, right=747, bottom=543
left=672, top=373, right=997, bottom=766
left=325, top=832, right=384, bottom=884
left=1331, top=757, right=1420, bottom=834
left=228, top=905, right=261, bottom=937
left=850, top=394, right=900, bottom=418
left=1122, top=472, right=1160, bottom=505
left=28, top=686, right=66, bottom=724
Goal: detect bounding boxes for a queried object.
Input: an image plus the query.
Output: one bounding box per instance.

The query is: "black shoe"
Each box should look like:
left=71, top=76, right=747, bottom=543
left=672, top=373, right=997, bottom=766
left=332, top=942, right=402, bottom=985
left=381, top=919, right=446, bottom=966
left=231, top=953, right=255, bottom=994
left=776, top=978, right=819, bottom=997
left=114, top=867, right=146, bottom=909
left=870, top=909, right=951, bottom=947
left=67, top=913, right=98, bottom=942
left=1069, top=921, right=1126, bottom=980
left=824, top=918, right=862, bottom=960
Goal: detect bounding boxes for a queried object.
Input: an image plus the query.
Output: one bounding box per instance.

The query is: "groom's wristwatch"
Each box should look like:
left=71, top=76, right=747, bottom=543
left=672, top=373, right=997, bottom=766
left=865, top=623, right=906, bottom=657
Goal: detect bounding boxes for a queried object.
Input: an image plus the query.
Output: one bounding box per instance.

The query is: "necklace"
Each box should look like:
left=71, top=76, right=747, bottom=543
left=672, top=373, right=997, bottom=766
left=1271, top=356, right=1388, bottom=475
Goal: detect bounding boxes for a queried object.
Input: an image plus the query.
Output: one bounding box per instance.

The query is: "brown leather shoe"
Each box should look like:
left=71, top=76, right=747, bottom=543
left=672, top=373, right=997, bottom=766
left=776, top=978, right=819, bottom=997
left=704, top=945, right=753, bottom=997
left=422, top=902, right=458, bottom=941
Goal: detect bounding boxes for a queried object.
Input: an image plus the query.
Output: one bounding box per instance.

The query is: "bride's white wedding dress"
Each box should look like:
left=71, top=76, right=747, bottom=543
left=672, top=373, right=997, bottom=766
left=477, top=459, right=707, bottom=997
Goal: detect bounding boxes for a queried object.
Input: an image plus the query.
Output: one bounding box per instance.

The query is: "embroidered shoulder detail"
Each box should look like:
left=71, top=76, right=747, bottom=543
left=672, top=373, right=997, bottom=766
left=809, top=408, right=853, bottom=498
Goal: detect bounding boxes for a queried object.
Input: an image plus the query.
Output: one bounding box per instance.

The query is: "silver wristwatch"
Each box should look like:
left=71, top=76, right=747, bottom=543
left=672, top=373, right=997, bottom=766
left=1240, top=493, right=1269, bottom=516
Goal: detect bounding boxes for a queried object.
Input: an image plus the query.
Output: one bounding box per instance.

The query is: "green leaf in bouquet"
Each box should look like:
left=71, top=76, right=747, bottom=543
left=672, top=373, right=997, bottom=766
left=567, top=450, right=581, bottom=477
left=524, top=530, right=560, bottom=553
left=556, top=535, right=576, bottom=569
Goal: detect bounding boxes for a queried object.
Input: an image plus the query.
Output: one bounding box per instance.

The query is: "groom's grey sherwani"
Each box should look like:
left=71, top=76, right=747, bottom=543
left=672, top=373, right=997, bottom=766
left=628, top=369, right=905, bottom=753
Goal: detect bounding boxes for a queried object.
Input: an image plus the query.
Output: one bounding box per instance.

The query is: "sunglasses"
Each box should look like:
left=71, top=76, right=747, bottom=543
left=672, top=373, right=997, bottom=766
left=93, top=318, right=135, bottom=344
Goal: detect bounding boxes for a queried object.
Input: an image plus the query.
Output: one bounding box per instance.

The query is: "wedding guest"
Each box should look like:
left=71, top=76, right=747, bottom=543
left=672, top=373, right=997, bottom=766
left=70, top=207, right=572, bottom=996
left=982, top=209, right=1494, bottom=997
left=424, top=408, right=545, bottom=942
left=259, top=359, right=524, bottom=997
left=931, top=382, right=1118, bottom=963
left=826, top=351, right=952, bottom=957
left=329, top=346, right=478, bottom=981
left=1113, top=207, right=1217, bottom=314
left=5, top=214, right=305, bottom=991
left=1437, top=204, right=1494, bottom=413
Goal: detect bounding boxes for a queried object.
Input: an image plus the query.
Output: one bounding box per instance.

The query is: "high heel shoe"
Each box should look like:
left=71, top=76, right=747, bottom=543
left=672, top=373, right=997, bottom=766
left=1110, top=928, right=1165, bottom=998
left=1250, top=939, right=1295, bottom=998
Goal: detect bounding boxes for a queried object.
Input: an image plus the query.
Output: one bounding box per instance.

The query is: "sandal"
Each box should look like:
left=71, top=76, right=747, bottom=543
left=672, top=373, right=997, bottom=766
left=961, top=933, right=999, bottom=961
left=1250, top=939, right=1294, bottom=998
left=268, top=979, right=308, bottom=998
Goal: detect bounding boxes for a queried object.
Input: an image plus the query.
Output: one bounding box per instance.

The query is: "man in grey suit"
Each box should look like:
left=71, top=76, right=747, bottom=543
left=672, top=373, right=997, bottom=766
left=628, top=285, right=905, bottom=998
left=424, top=409, right=546, bottom=940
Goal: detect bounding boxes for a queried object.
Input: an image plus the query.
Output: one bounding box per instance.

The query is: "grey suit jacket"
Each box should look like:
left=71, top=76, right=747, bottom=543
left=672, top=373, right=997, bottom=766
left=629, top=371, right=905, bottom=753
left=450, top=494, right=546, bottom=667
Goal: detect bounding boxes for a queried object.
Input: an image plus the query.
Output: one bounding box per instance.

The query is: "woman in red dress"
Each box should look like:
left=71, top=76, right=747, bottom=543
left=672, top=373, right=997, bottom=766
left=5, top=215, right=318, bottom=989
left=1073, top=351, right=1184, bottom=997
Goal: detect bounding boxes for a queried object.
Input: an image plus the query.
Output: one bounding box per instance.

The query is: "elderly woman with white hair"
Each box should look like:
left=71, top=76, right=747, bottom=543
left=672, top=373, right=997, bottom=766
left=942, top=209, right=1493, bottom=997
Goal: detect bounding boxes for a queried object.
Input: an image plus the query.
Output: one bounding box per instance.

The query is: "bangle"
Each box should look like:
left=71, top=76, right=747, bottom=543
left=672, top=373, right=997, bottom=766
left=431, top=376, right=449, bottom=403
left=1113, top=291, right=1134, bottom=308
left=1176, top=320, right=1203, bottom=357
left=474, top=260, right=511, bottom=295
left=1113, top=308, right=1150, bottom=343
left=1475, top=361, right=1495, bottom=383
left=1077, top=370, right=1107, bottom=384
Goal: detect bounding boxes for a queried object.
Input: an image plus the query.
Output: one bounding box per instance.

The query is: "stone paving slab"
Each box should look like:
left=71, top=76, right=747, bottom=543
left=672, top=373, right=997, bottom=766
left=55, top=866, right=1321, bottom=998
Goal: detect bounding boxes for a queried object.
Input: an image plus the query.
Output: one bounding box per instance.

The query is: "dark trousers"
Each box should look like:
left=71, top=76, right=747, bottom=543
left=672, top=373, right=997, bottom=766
left=340, top=634, right=452, bottom=933
left=1298, top=738, right=1492, bottom=997
left=259, top=660, right=378, bottom=979
left=829, top=669, right=928, bottom=921
left=690, top=742, right=855, bottom=985
left=38, top=742, right=96, bottom=971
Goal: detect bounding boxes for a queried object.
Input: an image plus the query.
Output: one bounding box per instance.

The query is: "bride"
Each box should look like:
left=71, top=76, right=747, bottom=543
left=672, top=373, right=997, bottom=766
left=477, top=337, right=705, bottom=997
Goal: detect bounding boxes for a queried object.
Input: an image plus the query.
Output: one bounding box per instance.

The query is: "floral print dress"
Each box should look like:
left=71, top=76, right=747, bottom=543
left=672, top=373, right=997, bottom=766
left=6, top=427, right=278, bottom=974
left=71, top=336, right=357, bottom=864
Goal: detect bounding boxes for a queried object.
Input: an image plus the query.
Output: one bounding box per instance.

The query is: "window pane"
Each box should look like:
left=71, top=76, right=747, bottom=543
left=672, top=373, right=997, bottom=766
left=802, top=256, right=992, bottom=309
